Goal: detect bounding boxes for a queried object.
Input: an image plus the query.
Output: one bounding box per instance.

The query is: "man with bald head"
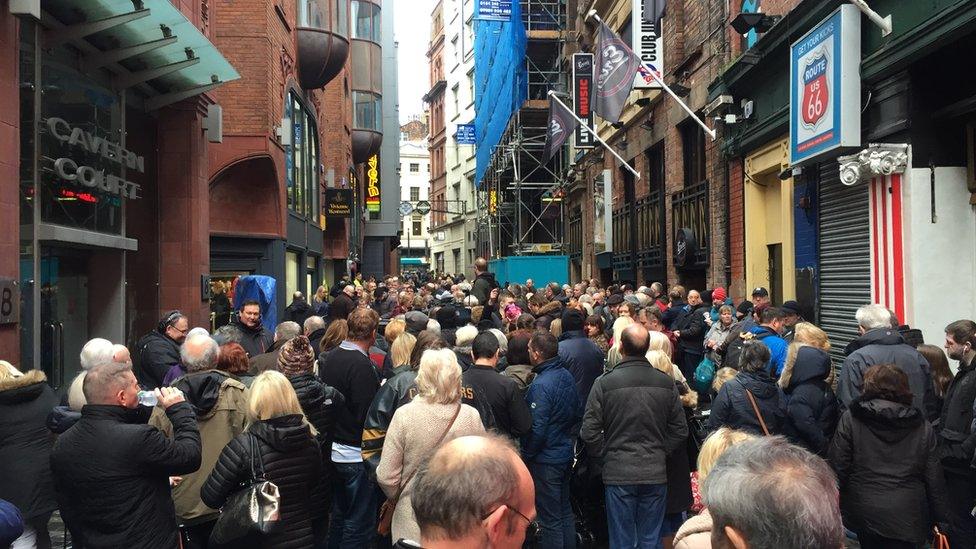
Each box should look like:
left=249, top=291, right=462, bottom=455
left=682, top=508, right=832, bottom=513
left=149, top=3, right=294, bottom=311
left=471, top=256, right=499, bottom=306
left=673, top=288, right=708, bottom=379
left=581, top=324, right=689, bottom=548
left=398, top=435, right=536, bottom=549
left=51, top=363, right=200, bottom=549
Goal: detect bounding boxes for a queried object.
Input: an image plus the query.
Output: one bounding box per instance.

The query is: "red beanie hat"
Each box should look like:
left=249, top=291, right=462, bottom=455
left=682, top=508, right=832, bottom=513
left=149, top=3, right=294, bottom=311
left=712, top=287, right=727, bottom=303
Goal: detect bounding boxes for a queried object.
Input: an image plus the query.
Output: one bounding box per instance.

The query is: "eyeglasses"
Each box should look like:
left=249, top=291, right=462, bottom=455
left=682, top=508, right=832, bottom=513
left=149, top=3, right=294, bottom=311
left=482, top=504, right=538, bottom=539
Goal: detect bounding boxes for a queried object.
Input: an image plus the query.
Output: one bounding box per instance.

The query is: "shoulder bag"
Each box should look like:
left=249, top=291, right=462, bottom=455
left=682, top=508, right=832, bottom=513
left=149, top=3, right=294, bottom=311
left=210, top=433, right=281, bottom=545
left=377, top=403, right=462, bottom=536
left=744, top=388, right=771, bottom=436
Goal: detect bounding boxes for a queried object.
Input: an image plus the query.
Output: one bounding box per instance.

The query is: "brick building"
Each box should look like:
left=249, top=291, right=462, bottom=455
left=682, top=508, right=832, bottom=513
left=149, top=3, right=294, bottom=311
left=425, top=1, right=449, bottom=273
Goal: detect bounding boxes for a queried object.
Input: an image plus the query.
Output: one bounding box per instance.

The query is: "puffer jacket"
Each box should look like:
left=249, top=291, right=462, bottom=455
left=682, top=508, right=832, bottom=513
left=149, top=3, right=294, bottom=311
left=51, top=403, right=201, bottom=549
left=289, top=373, right=345, bottom=518
left=522, top=356, right=582, bottom=464
left=838, top=328, right=938, bottom=421
left=202, top=415, right=321, bottom=549
left=783, top=347, right=838, bottom=455
left=0, top=370, right=59, bottom=520
left=828, top=398, right=949, bottom=544
left=580, top=357, right=687, bottom=485
left=149, top=370, right=249, bottom=525
left=673, top=509, right=713, bottom=549
left=558, top=330, right=606, bottom=405
left=362, top=370, right=418, bottom=473
left=135, top=330, right=181, bottom=388
left=938, top=357, right=976, bottom=474
left=233, top=318, right=274, bottom=358
left=707, top=370, right=790, bottom=436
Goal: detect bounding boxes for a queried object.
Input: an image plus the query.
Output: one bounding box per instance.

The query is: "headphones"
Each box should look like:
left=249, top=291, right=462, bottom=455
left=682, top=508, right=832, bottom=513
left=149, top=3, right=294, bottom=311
left=158, top=310, right=184, bottom=333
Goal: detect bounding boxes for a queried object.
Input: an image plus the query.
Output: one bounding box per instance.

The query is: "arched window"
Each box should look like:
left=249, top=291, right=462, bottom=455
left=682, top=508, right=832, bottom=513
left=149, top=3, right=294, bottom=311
left=285, top=91, right=320, bottom=219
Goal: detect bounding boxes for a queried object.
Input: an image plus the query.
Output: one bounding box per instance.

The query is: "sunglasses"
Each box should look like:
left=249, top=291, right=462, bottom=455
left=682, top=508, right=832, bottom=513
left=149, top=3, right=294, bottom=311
left=482, top=504, right=538, bottom=539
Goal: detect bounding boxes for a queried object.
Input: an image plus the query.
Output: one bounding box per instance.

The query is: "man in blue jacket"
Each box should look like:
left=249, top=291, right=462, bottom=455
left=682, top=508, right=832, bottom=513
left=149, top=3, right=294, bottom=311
left=523, top=331, right=582, bottom=549
left=558, top=309, right=605, bottom=403
left=747, top=306, right=789, bottom=376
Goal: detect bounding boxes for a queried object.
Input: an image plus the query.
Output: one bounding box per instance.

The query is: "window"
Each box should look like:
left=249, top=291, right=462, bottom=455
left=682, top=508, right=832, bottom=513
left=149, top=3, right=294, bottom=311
left=680, top=122, right=706, bottom=187
left=410, top=163, right=420, bottom=173
left=286, top=91, right=320, bottom=218
left=620, top=16, right=633, bottom=49
left=351, top=0, right=380, bottom=42
left=353, top=91, right=381, bottom=131
left=410, top=186, right=420, bottom=201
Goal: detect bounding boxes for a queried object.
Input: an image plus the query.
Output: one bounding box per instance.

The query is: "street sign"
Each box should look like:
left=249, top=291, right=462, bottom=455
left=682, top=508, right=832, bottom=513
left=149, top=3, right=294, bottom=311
left=455, top=124, right=476, bottom=145
left=477, top=0, right=511, bottom=21
left=398, top=201, right=414, bottom=217
left=415, top=200, right=432, bottom=215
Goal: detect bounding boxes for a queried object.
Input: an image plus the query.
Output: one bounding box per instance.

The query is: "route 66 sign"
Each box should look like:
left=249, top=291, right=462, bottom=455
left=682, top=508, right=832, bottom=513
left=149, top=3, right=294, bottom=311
left=789, top=4, right=860, bottom=166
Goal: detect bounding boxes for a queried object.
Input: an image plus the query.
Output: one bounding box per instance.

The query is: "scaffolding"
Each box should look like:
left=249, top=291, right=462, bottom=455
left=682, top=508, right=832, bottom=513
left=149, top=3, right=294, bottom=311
left=475, top=0, right=569, bottom=258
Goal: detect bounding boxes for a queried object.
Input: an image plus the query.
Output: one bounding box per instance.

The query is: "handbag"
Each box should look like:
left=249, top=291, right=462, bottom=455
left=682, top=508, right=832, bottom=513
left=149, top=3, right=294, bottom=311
left=377, top=404, right=462, bottom=536
left=693, top=356, right=716, bottom=393
left=210, top=433, right=281, bottom=545
left=744, top=388, right=771, bottom=436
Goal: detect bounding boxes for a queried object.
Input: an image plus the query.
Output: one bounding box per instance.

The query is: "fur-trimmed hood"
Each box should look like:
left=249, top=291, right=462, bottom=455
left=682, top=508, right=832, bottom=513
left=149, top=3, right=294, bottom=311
left=0, top=369, right=47, bottom=395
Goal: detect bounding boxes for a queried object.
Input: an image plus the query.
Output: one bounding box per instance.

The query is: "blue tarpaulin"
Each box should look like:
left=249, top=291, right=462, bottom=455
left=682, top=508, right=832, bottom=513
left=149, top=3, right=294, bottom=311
left=474, top=0, right=527, bottom=187
left=233, top=275, right=277, bottom=332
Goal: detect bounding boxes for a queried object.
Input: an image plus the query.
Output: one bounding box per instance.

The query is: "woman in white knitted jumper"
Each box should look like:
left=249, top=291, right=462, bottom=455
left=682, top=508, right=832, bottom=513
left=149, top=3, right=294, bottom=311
left=376, top=347, right=486, bottom=543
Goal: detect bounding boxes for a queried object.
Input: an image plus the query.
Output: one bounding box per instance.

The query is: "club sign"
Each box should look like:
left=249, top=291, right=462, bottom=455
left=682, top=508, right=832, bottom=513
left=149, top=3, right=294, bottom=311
left=789, top=4, right=860, bottom=166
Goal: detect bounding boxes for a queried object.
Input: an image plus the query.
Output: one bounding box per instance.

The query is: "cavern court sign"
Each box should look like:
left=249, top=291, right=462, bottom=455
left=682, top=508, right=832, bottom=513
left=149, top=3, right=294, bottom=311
left=44, top=117, right=144, bottom=200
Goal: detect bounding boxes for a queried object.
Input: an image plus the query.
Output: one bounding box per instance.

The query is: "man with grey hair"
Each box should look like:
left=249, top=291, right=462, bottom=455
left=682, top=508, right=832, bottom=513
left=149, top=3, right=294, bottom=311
left=838, top=303, right=938, bottom=420
left=67, top=338, right=117, bottom=411
left=703, top=436, right=843, bottom=549
left=399, top=434, right=536, bottom=549
left=304, top=315, right=328, bottom=355
left=51, top=363, right=199, bottom=549
left=249, top=320, right=301, bottom=374
left=151, top=335, right=249, bottom=548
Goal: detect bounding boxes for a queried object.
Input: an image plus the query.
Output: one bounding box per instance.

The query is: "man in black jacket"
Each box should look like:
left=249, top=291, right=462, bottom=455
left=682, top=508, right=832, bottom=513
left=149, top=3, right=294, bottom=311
left=135, top=310, right=188, bottom=388
left=463, top=332, right=532, bottom=439
left=232, top=299, right=274, bottom=358
left=284, top=291, right=314, bottom=326
left=470, top=257, right=498, bottom=306
left=51, top=362, right=200, bottom=549
left=939, top=319, right=976, bottom=548
left=580, top=324, right=688, bottom=548
left=330, top=284, right=358, bottom=322
left=673, top=289, right=708, bottom=380
left=319, top=307, right=381, bottom=548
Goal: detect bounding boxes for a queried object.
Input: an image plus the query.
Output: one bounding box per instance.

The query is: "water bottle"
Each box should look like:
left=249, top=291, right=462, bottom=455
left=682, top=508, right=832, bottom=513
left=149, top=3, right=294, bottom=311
left=137, top=390, right=158, bottom=407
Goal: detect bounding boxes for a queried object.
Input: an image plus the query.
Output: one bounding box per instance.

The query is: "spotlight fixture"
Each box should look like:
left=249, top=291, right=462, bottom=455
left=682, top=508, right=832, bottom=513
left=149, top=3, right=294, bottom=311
left=730, top=13, right=782, bottom=35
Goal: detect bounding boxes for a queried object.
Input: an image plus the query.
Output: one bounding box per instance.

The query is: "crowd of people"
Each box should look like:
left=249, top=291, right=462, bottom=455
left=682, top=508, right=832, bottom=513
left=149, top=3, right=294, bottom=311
left=1, top=255, right=975, bottom=549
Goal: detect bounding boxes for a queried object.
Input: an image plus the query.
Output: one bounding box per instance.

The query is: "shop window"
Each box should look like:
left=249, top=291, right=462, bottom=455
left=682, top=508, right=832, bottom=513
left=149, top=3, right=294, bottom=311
left=286, top=251, right=300, bottom=300
left=286, top=92, right=320, bottom=220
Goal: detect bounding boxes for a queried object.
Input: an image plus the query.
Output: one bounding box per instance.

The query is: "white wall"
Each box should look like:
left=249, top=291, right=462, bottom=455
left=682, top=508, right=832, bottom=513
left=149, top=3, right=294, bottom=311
left=903, top=166, right=976, bottom=349
left=399, top=139, right=432, bottom=249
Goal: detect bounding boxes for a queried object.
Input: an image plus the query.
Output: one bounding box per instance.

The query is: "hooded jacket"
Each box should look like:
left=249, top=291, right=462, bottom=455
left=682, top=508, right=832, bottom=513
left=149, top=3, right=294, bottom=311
left=233, top=317, right=275, bottom=359
left=471, top=271, right=498, bottom=306
left=148, top=370, right=249, bottom=524
left=707, top=370, right=789, bottom=436
left=135, top=330, right=181, bottom=388
left=522, top=356, right=582, bottom=464
left=51, top=403, right=201, bottom=549
left=937, top=356, right=976, bottom=474
left=782, top=346, right=838, bottom=455
left=558, top=330, right=606, bottom=405
left=202, top=415, right=321, bottom=549
left=673, top=508, right=712, bottom=549
left=0, top=370, right=59, bottom=520
left=838, top=328, right=938, bottom=421
left=828, top=398, right=949, bottom=543
left=747, top=325, right=788, bottom=376
left=580, top=357, right=688, bottom=485
left=289, top=373, right=344, bottom=520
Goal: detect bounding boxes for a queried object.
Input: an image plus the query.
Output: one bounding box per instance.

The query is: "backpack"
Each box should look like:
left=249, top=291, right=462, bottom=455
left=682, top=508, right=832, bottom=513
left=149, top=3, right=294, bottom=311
left=724, top=329, right=775, bottom=371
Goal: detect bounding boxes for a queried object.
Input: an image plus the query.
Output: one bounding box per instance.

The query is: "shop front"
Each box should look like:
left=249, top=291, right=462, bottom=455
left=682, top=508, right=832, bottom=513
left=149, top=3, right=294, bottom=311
left=10, top=1, right=237, bottom=387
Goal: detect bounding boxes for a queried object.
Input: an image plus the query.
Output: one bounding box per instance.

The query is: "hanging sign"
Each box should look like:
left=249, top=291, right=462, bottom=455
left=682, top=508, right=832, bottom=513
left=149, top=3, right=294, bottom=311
left=632, top=0, right=664, bottom=89
left=789, top=4, right=861, bottom=165
left=366, top=155, right=380, bottom=213
left=573, top=53, right=595, bottom=149
left=325, top=188, right=353, bottom=217
left=415, top=200, right=432, bottom=215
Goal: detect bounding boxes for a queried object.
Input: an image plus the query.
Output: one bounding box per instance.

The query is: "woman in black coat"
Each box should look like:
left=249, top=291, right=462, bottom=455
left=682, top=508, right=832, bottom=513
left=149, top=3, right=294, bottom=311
left=828, top=364, right=950, bottom=549
left=0, top=365, right=59, bottom=548
left=780, top=344, right=839, bottom=455
left=707, top=340, right=790, bottom=436
left=203, top=370, right=322, bottom=549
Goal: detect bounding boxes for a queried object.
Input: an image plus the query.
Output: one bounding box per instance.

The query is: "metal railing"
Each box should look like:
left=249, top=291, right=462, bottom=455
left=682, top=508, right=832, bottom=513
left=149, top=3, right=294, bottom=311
left=671, top=180, right=710, bottom=266
left=636, top=190, right=665, bottom=268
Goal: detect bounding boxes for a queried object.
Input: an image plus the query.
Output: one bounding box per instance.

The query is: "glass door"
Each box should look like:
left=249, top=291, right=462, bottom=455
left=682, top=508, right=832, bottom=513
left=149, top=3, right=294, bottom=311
left=39, top=247, right=89, bottom=394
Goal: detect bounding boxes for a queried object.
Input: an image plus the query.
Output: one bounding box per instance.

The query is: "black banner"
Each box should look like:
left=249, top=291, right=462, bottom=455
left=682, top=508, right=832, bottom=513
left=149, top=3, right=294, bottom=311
left=324, top=188, right=353, bottom=218
left=573, top=53, right=595, bottom=149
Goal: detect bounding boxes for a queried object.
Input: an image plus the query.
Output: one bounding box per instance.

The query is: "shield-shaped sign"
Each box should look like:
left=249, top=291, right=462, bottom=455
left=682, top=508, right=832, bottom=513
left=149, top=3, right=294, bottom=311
left=801, top=53, right=829, bottom=127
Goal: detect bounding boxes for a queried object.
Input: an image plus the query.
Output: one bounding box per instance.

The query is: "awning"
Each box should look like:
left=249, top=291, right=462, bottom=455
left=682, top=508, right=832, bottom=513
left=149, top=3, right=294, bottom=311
left=400, top=257, right=427, bottom=265
left=40, top=0, right=240, bottom=111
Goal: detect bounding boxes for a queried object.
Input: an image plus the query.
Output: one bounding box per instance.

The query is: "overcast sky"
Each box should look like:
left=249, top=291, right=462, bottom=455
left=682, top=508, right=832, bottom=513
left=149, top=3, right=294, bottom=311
left=395, top=0, right=432, bottom=123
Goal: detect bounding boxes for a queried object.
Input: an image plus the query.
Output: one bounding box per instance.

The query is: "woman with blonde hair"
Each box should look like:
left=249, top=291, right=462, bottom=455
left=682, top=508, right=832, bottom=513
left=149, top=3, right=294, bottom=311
left=202, top=370, right=321, bottom=548
left=376, top=349, right=485, bottom=542
left=380, top=318, right=407, bottom=376
left=606, top=316, right=636, bottom=370
left=778, top=322, right=838, bottom=455
left=389, top=332, right=417, bottom=376
left=673, top=428, right=756, bottom=549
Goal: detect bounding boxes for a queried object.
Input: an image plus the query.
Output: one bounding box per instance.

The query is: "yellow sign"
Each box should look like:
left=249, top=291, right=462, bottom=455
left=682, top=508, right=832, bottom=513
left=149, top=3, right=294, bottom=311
left=489, top=190, right=497, bottom=214
left=366, top=155, right=380, bottom=213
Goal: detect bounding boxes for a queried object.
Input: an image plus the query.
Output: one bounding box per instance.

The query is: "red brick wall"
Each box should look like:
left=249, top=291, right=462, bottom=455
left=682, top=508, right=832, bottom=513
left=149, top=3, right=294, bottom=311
left=727, top=158, right=746, bottom=299
left=0, top=12, right=18, bottom=362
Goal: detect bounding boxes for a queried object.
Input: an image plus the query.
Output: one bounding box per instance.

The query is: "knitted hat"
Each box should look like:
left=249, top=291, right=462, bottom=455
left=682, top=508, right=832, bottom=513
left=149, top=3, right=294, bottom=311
left=277, top=335, right=315, bottom=376
left=712, top=287, right=727, bottom=303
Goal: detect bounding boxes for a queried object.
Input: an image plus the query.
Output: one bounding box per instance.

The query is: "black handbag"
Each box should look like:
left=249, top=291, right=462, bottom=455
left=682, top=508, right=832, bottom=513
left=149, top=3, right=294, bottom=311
left=210, top=433, right=281, bottom=545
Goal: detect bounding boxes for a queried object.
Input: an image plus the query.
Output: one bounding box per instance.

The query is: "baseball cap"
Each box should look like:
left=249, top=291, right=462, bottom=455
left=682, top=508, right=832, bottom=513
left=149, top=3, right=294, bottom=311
left=751, top=287, right=769, bottom=298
